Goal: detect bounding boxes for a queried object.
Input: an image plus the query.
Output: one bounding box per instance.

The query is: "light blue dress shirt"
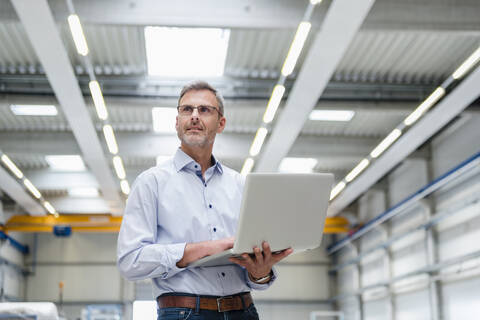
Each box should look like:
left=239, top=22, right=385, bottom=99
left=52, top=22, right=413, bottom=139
left=117, top=148, right=276, bottom=298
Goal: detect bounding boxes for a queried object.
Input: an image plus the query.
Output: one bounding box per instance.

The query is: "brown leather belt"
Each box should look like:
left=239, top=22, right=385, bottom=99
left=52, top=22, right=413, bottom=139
left=157, top=292, right=253, bottom=312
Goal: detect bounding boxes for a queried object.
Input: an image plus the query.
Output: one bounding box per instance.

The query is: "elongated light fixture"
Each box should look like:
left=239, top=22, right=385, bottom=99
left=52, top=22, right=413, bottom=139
left=370, top=129, right=402, bottom=158
left=249, top=128, right=268, bottom=156
left=120, top=180, right=130, bottom=195
left=10, top=104, right=58, bottom=116
left=309, top=110, right=355, bottom=122
left=310, top=0, right=323, bottom=4
left=452, top=46, right=480, bottom=80
left=113, top=156, right=126, bottom=180
left=330, top=181, right=346, bottom=201
left=263, top=85, right=286, bottom=123
left=241, top=158, right=255, bottom=176
left=404, top=87, right=445, bottom=126
left=345, top=158, right=370, bottom=182
left=89, top=81, right=108, bottom=120
left=281, top=21, right=312, bottom=76
left=67, top=14, right=89, bottom=56
left=1, top=154, right=24, bottom=179
left=24, top=179, right=41, bottom=199
left=43, top=201, right=56, bottom=214
left=103, top=125, right=118, bottom=154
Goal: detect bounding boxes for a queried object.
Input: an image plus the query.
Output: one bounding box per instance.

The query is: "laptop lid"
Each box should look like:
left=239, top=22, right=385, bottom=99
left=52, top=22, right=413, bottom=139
left=232, top=173, right=333, bottom=254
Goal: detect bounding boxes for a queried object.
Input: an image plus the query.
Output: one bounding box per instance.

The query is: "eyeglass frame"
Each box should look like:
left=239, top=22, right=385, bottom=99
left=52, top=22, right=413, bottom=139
left=177, top=105, right=223, bottom=117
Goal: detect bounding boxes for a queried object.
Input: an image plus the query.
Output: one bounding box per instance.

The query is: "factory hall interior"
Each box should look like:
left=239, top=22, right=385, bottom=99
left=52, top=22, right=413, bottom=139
left=0, top=0, right=479, bottom=319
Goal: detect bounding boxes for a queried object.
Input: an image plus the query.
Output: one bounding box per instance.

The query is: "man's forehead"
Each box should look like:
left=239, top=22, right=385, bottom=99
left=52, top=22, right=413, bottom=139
left=179, top=89, right=218, bottom=106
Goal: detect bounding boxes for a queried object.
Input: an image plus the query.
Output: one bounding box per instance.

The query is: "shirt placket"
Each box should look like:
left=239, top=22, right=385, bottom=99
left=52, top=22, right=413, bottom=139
left=203, top=166, right=220, bottom=240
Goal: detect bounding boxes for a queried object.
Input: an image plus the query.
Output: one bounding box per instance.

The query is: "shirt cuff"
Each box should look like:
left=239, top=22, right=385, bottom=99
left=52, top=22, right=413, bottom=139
left=245, top=267, right=277, bottom=290
left=160, top=242, right=187, bottom=279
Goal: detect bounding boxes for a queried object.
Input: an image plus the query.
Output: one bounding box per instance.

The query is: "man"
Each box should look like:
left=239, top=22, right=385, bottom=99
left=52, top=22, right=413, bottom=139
left=117, top=81, right=292, bottom=320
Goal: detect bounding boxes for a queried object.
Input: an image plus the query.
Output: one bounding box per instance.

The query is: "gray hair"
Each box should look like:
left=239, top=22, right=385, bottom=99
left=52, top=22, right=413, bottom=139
left=178, top=81, right=225, bottom=116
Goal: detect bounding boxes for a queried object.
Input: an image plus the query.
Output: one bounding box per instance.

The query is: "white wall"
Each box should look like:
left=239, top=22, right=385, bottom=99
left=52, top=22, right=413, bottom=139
left=0, top=203, right=28, bottom=301
left=24, top=232, right=134, bottom=320
left=335, top=113, right=480, bottom=320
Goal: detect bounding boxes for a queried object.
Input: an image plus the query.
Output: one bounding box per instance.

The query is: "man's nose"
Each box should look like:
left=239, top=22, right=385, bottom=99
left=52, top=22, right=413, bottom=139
left=190, top=108, right=200, bottom=119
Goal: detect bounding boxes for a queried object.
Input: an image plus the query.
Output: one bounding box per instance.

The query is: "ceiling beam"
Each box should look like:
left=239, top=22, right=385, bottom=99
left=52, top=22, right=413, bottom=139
left=0, top=166, right=45, bottom=215
left=328, top=65, right=480, bottom=216
left=0, top=74, right=437, bottom=101
left=1, top=0, right=480, bottom=30
left=10, top=0, right=123, bottom=213
left=256, top=0, right=375, bottom=172
left=0, top=132, right=388, bottom=160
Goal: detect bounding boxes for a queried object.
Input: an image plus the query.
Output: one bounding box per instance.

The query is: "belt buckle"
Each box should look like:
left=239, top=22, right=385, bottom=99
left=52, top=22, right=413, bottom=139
left=216, top=296, right=234, bottom=312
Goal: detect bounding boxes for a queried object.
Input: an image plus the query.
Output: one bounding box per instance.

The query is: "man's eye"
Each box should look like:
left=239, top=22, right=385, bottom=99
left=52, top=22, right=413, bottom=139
left=183, top=106, right=193, bottom=113
left=199, top=106, right=210, bottom=113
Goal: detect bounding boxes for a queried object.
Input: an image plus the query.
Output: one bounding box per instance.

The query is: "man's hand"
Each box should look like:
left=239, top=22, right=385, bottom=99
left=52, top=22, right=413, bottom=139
left=229, top=241, right=293, bottom=281
left=176, top=237, right=234, bottom=268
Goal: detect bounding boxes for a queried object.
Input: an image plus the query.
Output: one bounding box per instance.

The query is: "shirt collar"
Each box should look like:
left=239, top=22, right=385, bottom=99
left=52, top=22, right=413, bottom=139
left=173, top=148, right=223, bottom=174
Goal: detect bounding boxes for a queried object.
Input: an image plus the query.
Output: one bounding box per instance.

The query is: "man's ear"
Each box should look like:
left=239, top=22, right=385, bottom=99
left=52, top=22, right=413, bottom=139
left=217, top=116, right=226, bottom=134
left=175, top=116, right=179, bottom=130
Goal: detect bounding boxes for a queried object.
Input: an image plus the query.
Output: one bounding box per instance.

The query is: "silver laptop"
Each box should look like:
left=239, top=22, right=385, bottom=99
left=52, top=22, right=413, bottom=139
left=188, top=173, right=334, bottom=268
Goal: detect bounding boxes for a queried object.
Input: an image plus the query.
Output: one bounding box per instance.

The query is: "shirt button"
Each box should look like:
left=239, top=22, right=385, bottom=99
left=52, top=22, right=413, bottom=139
left=213, top=227, right=216, bottom=232
left=221, top=272, right=225, bottom=277
left=209, top=204, right=212, bottom=208
left=204, top=183, right=207, bottom=187
left=194, top=165, right=198, bottom=168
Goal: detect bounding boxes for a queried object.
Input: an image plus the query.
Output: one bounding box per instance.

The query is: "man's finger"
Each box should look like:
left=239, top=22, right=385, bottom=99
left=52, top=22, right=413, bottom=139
left=253, top=247, right=264, bottom=264
left=272, top=248, right=293, bottom=263
left=241, top=253, right=256, bottom=269
left=262, top=241, right=272, bottom=259
left=229, top=257, right=247, bottom=268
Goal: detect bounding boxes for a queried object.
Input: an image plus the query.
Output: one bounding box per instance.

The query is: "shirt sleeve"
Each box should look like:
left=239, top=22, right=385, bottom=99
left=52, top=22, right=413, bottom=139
left=244, top=267, right=278, bottom=290
left=117, top=171, right=186, bottom=281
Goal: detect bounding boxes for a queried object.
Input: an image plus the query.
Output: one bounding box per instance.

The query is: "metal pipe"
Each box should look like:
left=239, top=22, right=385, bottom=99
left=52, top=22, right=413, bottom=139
left=330, top=249, right=480, bottom=301
left=328, top=151, right=480, bottom=255
left=330, top=193, right=479, bottom=272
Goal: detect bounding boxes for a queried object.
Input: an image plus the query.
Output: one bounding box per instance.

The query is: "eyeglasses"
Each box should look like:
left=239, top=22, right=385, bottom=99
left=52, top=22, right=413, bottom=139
left=177, top=105, right=222, bottom=117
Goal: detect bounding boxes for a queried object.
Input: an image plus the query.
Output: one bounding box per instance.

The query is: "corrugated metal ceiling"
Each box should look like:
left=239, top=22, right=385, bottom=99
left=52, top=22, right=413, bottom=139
left=1, top=21, right=479, bottom=85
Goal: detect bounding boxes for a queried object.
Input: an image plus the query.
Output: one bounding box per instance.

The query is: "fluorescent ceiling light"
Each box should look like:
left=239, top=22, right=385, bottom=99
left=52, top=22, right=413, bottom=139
left=279, top=157, right=318, bottom=173
left=1, top=154, right=24, bottom=179
left=24, top=179, right=41, bottom=199
left=68, top=188, right=99, bottom=197
left=43, top=201, right=56, bottom=214
left=145, top=26, right=230, bottom=77
left=45, top=155, right=85, bottom=171
left=120, top=180, right=130, bottom=195
left=345, top=158, right=370, bottom=182
left=263, top=85, right=286, bottom=124
left=310, top=0, right=323, bottom=4
left=113, top=156, right=126, bottom=180
left=241, top=158, right=254, bottom=176
left=89, top=81, right=108, bottom=120
left=281, top=21, right=311, bottom=76
left=403, top=87, right=445, bottom=126
left=370, top=129, right=402, bottom=158
left=156, top=156, right=170, bottom=166
left=103, top=125, right=118, bottom=154
left=67, top=14, right=89, bottom=56
left=10, top=104, right=58, bottom=116
left=330, top=181, right=346, bottom=201
left=309, top=110, right=355, bottom=122
left=152, top=108, right=177, bottom=133
left=452, top=46, right=480, bottom=80
left=249, top=128, right=268, bottom=156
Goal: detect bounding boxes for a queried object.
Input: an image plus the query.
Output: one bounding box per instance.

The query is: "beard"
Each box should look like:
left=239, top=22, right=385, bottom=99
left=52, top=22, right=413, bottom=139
left=177, top=129, right=214, bottom=148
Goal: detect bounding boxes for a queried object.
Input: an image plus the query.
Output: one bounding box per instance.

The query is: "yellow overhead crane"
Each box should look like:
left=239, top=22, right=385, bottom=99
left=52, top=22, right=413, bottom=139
left=2, top=215, right=350, bottom=234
